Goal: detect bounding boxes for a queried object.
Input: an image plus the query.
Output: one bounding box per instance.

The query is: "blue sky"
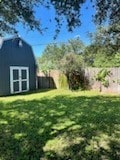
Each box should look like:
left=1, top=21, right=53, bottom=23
left=7, top=0, right=96, bottom=57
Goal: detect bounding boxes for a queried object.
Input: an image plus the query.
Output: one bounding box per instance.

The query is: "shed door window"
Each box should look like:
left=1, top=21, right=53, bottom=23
left=13, top=70, right=19, bottom=80
left=22, top=70, right=27, bottom=79
left=10, top=67, right=29, bottom=94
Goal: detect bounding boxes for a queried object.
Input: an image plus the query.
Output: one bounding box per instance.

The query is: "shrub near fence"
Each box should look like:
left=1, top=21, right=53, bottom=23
left=37, top=68, right=120, bottom=94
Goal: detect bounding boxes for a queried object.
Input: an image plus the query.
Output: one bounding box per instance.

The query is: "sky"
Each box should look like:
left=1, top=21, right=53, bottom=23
left=7, top=0, right=96, bottom=57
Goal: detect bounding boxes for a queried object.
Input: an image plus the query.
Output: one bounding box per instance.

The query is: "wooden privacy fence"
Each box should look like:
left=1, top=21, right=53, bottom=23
left=84, top=68, right=120, bottom=94
left=37, top=70, right=60, bottom=89
left=37, top=68, right=120, bottom=94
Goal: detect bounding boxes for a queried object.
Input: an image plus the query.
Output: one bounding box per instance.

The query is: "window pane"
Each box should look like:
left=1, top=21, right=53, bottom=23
left=13, top=81, right=19, bottom=92
left=22, top=81, right=27, bottom=91
left=13, top=70, right=19, bottom=80
left=21, top=70, right=27, bottom=79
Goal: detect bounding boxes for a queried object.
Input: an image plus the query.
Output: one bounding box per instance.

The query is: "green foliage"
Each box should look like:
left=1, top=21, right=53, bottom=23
left=37, top=43, right=65, bottom=72
left=0, top=0, right=119, bottom=36
left=96, top=69, right=111, bottom=87
left=67, top=38, right=84, bottom=55
left=0, top=90, right=120, bottom=159
left=38, top=38, right=84, bottom=72
left=85, top=26, right=120, bottom=67
left=59, top=73, right=68, bottom=89
left=95, top=1, right=120, bottom=26
left=93, top=53, right=115, bottom=68
left=0, top=0, right=41, bottom=36
left=37, top=38, right=87, bottom=91
left=60, top=53, right=83, bottom=73
left=113, top=52, right=120, bottom=67
left=90, top=26, right=120, bottom=54
left=59, top=53, right=85, bottom=90
left=67, top=70, right=85, bottom=90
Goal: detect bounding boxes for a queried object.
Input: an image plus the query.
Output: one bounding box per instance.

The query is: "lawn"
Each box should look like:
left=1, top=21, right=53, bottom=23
left=0, top=89, right=120, bottom=160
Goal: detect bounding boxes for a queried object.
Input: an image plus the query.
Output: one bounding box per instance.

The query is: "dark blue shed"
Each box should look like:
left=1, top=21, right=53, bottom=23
left=0, top=36, right=37, bottom=96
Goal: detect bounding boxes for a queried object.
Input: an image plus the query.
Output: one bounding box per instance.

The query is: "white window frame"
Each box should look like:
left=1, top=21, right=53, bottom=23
left=10, top=66, right=29, bottom=94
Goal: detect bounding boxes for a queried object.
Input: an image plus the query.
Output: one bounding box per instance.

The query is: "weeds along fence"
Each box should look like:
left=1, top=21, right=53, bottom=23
left=37, top=68, right=120, bottom=94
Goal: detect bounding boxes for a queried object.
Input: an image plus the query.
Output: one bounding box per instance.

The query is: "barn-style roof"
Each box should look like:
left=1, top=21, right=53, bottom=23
left=0, top=36, right=31, bottom=51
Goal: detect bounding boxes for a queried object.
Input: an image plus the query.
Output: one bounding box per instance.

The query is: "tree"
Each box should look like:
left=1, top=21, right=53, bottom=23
left=94, top=0, right=120, bottom=25
left=0, top=0, right=41, bottom=35
left=37, top=43, right=67, bottom=72
left=84, top=44, right=120, bottom=68
left=37, top=38, right=86, bottom=90
left=67, top=38, right=84, bottom=55
left=0, top=0, right=119, bottom=36
left=59, top=52, right=91, bottom=90
left=60, top=53, right=84, bottom=90
left=90, top=26, right=120, bottom=55
left=37, top=38, right=84, bottom=71
left=84, top=26, right=120, bottom=67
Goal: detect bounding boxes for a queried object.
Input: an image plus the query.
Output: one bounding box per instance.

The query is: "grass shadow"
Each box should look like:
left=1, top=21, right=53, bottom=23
left=0, top=93, right=120, bottom=159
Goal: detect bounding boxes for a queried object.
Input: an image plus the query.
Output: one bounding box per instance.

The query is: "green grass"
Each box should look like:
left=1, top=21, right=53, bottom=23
left=0, top=89, right=120, bottom=160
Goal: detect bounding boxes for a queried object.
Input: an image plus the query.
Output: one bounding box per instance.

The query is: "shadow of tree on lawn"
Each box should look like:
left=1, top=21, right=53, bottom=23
left=0, top=95, right=120, bottom=160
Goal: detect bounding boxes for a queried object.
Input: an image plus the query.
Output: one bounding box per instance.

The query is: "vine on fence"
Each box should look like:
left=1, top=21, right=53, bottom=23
left=96, top=69, right=111, bottom=88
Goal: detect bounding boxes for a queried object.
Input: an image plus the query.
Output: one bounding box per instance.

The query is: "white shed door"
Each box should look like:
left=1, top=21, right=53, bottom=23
left=10, top=66, right=29, bottom=94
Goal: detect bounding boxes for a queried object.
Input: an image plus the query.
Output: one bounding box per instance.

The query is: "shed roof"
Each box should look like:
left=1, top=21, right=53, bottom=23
left=0, top=36, right=31, bottom=50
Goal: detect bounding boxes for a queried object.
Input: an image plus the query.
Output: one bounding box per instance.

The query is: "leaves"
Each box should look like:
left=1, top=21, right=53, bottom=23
left=37, top=38, right=84, bottom=72
left=0, top=0, right=41, bottom=35
left=85, top=25, right=120, bottom=67
left=96, top=69, right=111, bottom=87
left=0, top=0, right=119, bottom=36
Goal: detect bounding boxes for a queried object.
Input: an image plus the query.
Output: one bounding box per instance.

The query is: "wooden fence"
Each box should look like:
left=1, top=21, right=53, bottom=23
left=84, top=68, right=120, bottom=94
left=37, top=70, right=60, bottom=89
left=37, top=68, right=120, bottom=94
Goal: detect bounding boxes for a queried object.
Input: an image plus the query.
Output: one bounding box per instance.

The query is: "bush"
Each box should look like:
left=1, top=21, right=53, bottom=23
left=66, top=69, right=88, bottom=90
